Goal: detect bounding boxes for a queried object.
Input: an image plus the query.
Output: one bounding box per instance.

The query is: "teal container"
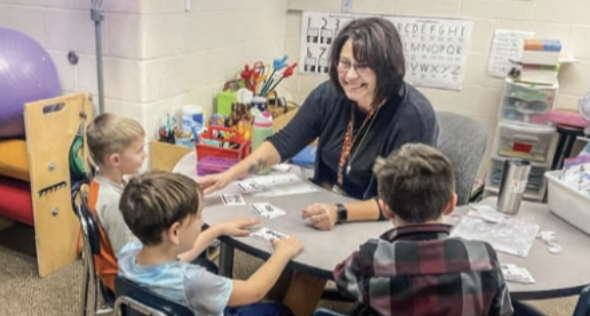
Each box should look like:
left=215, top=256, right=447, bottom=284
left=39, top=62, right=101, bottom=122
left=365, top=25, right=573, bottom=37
left=251, top=110, right=273, bottom=175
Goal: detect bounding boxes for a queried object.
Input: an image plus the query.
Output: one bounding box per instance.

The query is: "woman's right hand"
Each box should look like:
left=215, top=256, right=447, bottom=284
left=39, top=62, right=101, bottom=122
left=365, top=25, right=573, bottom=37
left=194, top=171, right=235, bottom=194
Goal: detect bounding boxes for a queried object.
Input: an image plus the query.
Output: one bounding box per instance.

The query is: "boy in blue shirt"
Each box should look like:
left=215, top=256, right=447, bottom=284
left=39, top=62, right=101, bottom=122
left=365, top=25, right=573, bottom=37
left=118, top=170, right=302, bottom=316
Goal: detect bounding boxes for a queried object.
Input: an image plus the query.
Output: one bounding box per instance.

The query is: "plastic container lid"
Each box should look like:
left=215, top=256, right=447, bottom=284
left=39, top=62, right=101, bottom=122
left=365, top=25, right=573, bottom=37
left=253, top=110, right=273, bottom=128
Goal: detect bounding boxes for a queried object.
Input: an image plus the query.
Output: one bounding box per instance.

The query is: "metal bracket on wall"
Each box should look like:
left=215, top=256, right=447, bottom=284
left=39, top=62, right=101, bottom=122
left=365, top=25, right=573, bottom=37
left=341, top=0, right=354, bottom=13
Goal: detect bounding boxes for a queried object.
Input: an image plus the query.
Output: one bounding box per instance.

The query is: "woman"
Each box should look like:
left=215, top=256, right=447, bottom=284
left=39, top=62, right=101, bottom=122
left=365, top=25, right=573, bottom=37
left=197, top=17, right=438, bottom=231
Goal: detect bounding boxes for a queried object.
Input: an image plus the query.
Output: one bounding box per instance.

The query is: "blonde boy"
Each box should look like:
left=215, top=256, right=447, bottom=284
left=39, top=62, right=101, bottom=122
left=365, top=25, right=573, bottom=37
left=118, top=171, right=302, bottom=316
left=86, top=113, right=146, bottom=290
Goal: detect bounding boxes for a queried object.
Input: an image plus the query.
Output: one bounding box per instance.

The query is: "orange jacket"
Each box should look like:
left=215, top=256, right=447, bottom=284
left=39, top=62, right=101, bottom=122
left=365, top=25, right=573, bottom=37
left=87, top=180, right=118, bottom=291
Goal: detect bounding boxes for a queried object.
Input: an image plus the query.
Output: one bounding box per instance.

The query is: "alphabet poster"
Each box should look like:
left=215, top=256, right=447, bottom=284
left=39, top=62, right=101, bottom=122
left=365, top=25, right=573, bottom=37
left=300, top=12, right=473, bottom=91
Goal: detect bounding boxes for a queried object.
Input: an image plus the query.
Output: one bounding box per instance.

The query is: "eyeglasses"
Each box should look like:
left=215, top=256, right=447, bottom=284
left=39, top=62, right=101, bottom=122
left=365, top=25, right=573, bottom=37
left=337, top=60, right=371, bottom=77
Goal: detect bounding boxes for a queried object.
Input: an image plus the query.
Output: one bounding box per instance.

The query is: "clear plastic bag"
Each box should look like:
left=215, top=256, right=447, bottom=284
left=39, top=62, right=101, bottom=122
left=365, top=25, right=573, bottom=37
left=451, top=210, right=539, bottom=258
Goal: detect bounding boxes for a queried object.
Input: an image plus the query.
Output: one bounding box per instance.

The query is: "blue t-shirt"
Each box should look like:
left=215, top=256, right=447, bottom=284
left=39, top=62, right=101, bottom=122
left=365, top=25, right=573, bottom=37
left=118, top=242, right=233, bottom=316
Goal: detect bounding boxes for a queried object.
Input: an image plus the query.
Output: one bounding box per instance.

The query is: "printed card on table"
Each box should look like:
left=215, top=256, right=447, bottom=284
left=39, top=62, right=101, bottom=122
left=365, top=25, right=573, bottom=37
left=250, top=227, right=288, bottom=242
left=250, top=202, right=286, bottom=219
left=236, top=179, right=268, bottom=193
left=220, top=194, right=246, bottom=206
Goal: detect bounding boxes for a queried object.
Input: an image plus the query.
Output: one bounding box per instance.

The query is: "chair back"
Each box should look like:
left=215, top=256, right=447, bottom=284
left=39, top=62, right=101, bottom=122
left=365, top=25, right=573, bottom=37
left=573, top=285, right=590, bottom=316
left=436, top=111, right=487, bottom=205
left=71, top=179, right=115, bottom=310
left=114, top=276, right=195, bottom=316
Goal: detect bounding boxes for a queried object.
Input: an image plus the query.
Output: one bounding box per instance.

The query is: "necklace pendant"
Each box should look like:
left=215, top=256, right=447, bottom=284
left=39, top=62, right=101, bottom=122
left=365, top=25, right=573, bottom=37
left=346, top=165, right=351, bottom=174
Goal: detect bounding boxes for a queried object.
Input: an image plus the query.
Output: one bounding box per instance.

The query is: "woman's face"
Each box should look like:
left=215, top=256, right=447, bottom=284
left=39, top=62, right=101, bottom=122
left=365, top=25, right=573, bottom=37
left=337, top=39, right=377, bottom=109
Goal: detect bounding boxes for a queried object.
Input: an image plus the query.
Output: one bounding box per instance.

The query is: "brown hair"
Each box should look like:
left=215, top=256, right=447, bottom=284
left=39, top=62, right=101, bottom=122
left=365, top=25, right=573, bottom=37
left=329, top=17, right=405, bottom=108
left=119, top=170, right=202, bottom=246
left=373, top=144, right=455, bottom=223
left=86, top=113, right=145, bottom=166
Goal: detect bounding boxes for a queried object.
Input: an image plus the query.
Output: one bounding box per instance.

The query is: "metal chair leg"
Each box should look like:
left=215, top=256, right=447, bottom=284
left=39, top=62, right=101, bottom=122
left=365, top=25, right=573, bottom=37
left=219, top=243, right=234, bottom=278
left=80, top=257, right=90, bottom=316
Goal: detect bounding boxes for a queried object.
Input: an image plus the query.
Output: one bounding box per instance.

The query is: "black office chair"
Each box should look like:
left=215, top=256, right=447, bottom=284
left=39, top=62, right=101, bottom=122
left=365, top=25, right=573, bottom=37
left=114, top=276, right=195, bottom=316
left=513, top=285, right=590, bottom=316
left=71, top=179, right=115, bottom=316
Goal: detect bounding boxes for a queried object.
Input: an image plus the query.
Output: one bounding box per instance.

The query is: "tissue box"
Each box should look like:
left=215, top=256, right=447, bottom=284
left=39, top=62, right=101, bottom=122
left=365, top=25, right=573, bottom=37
left=545, top=170, right=590, bottom=236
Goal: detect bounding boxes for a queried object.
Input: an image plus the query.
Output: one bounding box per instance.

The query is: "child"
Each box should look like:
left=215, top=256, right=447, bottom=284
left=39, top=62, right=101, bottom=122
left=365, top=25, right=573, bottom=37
left=86, top=113, right=147, bottom=291
left=333, top=144, right=513, bottom=316
left=118, top=170, right=303, bottom=316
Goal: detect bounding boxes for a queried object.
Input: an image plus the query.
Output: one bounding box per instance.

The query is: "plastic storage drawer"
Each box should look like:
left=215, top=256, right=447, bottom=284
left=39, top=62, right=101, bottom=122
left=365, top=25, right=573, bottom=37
left=500, top=79, right=557, bottom=127
left=492, top=122, right=556, bottom=163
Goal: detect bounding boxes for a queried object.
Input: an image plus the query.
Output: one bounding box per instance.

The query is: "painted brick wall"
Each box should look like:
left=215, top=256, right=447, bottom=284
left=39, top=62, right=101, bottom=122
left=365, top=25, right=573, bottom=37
left=0, top=0, right=287, bottom=168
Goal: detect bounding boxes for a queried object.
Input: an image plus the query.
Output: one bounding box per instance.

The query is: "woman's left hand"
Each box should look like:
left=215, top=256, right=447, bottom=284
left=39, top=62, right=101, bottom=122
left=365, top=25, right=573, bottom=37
left=302, top=203, right=338, bottom=231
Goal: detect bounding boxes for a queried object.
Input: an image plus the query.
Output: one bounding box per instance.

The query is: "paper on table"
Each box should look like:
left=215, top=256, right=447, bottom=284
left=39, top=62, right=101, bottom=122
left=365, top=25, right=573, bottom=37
left=252, top=183, right=318, bottom=197
left=236, top=173, right=319, bottom=197
left=203, top=183, right=243, bottom=200
left=487, top=29, right=535, bottom=78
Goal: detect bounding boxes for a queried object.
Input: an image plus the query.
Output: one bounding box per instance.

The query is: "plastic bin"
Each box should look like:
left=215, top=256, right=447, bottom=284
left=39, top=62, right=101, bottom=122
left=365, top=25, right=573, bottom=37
left=545, top=171, right=590, bottom=236
left=499, top=79, right=557, bottom=127
left=197, top=156, right=239, bottom=176
left=195, top=126, right=250, bottom=173
left=492, top=122, right=556, bottom=163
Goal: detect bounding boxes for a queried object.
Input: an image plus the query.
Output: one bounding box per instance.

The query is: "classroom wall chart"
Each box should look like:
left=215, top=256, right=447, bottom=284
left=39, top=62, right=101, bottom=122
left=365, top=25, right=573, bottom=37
left=299, top=12, right=473, bottom=91
left=487, top=29, right=535, bottom=78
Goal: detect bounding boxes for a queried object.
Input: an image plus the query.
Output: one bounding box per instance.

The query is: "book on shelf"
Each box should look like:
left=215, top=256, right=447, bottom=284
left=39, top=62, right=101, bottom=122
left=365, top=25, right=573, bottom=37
left=521, top=39, right=562, bottom=66
left=518, top=64, right=560, bottom=85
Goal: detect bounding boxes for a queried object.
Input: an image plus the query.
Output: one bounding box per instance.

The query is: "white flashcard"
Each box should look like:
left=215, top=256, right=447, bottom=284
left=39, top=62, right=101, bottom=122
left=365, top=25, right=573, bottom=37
left=250, top=203, right=286, bottom=219
left=236, top=179, right=268, bottom=193
left=220, top=194, right=246, bottom=206
left=250, top=227, right=288, bottom=242
left=501, top=263, right=535, bottom=284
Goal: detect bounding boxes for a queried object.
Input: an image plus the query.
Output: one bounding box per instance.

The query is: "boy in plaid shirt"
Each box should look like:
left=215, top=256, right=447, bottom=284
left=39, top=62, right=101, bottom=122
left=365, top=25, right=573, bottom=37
left=333, top=144, right=513, bottom=316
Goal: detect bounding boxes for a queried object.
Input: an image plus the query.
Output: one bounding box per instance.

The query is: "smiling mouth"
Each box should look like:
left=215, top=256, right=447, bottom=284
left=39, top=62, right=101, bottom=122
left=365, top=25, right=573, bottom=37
left=346, top=83, right=366, bottom=91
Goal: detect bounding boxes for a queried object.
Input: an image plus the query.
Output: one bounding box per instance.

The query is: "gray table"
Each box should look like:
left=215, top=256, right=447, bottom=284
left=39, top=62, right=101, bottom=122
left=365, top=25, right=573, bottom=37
left=174, top=151, right=590, bottom=300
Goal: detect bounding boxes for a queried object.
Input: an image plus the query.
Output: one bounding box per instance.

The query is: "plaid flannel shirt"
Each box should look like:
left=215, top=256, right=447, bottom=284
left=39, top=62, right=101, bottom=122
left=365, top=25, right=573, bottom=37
left=333, top=224, right=513, bottom=316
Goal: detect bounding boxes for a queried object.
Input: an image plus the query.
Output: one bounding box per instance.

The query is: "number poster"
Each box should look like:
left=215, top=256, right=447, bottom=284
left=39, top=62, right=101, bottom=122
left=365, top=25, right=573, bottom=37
left=299, top=12, right=473, bottom=91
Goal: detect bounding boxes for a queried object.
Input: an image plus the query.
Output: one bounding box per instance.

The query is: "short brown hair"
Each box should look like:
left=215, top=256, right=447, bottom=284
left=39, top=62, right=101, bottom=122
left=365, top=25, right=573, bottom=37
left=329, top=17, right=405, bottom=108
left=373, top=144, right=454, bottom=223
left=119, top=170, right=202, bottom=246
left=87, top=113, right=145, bottom=166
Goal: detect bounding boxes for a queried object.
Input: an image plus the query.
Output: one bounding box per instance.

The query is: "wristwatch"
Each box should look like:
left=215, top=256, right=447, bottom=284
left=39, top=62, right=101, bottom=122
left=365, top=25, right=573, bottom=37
left=336, top=203, right=348, bottom=224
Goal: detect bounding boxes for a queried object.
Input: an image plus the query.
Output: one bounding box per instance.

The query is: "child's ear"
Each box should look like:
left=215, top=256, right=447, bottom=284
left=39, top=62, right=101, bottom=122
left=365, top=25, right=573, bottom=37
left=167, top=222, right=181, bottom=245
left=379, top=199, right=395, bottom=220
left=442, top=193, right=457, bottom=216
left=108, top=153, right=121, bottom=167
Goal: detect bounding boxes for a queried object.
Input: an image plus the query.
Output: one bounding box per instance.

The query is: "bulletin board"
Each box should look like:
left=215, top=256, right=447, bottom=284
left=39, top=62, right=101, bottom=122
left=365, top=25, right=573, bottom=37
left=299, top=12, right=473, bottom=91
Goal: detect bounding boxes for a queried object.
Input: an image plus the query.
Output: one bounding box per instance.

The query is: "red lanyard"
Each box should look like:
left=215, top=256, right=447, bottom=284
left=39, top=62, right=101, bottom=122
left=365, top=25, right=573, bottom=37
left=337, top=107, right=375, bottom=186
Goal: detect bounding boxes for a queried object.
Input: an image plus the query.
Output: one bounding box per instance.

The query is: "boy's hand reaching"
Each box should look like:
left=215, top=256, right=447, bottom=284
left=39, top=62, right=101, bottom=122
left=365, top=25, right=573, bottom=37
left=271, top=236, right=303, bottom=259
left=219, top=218, right=260, bottom=237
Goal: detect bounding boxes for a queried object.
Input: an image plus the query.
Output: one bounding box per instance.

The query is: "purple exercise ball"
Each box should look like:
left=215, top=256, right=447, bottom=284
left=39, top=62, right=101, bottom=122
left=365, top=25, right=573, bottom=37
left=0, top=27, right=60, bottom=138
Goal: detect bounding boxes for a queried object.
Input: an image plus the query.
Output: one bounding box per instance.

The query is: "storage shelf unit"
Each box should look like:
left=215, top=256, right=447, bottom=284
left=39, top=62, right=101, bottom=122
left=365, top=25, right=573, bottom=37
left=485, top=79, right=558, bottom=201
